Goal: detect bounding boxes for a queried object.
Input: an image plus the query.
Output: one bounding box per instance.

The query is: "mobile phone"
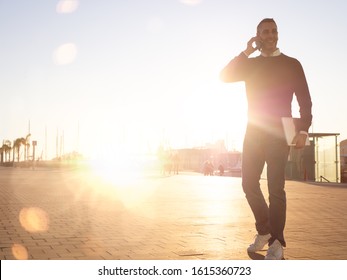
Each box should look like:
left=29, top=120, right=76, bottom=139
left=255, top=37, right=263, bottom=50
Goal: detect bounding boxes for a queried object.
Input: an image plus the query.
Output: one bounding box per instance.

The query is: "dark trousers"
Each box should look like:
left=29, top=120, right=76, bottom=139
left=242, top=124, right=289, bottom=247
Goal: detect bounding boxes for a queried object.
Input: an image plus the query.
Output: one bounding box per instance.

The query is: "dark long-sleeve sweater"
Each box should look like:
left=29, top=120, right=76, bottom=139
left=220, top=52, right=312, bottom=132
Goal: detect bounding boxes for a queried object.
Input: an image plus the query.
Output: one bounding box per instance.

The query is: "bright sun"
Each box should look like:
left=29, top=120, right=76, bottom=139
left=76, top=77, right=248, bottom=169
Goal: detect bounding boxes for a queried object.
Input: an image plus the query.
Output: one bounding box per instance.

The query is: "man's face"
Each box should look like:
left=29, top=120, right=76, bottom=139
left=257, top=21, right=278, bottom=53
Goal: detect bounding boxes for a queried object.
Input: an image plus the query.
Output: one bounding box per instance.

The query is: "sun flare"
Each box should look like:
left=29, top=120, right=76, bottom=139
left=88, top=153, right=159, bottom=187
left=56, top=0, right=79, bottom=14
left=180, top=0, right=203, bottom=6
left=19, top=207, right=50, bottom=233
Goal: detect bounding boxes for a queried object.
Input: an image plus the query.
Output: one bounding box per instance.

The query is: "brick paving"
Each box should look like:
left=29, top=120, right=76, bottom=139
left=1, top=166, right=347, bottom=260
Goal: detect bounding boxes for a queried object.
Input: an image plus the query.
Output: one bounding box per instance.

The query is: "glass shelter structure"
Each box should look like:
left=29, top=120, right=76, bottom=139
left=286, top=132, right=340, bottom=183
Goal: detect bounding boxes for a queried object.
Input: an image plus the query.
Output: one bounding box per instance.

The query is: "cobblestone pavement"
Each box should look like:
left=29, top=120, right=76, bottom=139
left=1, top=166, right=347, bottom=260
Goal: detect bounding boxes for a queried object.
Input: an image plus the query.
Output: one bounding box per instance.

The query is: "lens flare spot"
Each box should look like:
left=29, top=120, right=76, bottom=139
left=56, top=0, right=79, bottom=14
left=180, top=0, right=203, bottom=6
left=12, top=244, right=29, bottom=260
left=19, top=207, right=49, bottom=233
left=53, top=43, right=78, bottom=65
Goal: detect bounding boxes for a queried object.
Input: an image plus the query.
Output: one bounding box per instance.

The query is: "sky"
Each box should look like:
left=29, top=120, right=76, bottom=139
left=1, top=0, right=347, bottom=161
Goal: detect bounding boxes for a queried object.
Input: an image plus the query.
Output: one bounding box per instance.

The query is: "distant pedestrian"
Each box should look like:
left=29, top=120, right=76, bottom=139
left=172, top=152, right=179, bottom=175
left=203, top=160, right=214, bottom=176
left=218, top=164, right=224, bottom=176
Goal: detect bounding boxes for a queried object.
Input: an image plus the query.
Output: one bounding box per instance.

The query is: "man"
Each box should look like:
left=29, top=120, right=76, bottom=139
left=220, top=18, right=312, bottom=260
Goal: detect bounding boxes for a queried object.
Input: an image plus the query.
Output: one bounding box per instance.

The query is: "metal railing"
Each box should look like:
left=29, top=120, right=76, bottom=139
left=320, top=175, right=331, bottom=183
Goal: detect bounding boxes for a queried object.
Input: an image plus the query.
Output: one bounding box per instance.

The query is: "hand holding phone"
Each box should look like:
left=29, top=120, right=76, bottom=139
left=255, top=37, right=263, bottom=51
left=251, top=36, right=262, bottom=51
left=245, top=36, right=262, bottom=56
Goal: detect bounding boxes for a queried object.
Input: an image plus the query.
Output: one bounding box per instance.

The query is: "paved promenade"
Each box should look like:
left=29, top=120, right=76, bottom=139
left=1, top=165, right=347, bottom=260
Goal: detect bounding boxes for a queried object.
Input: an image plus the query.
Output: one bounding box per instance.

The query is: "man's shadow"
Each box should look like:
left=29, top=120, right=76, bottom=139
left=247, top=251, right=265, bottom=260
left=247, top=251, right=285, bottom=260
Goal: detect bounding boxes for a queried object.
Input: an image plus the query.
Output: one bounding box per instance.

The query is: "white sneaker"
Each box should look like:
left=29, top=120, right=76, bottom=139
left=247, top=233, right=271, bottom=253
left=265, top=240, right=284, bottom=260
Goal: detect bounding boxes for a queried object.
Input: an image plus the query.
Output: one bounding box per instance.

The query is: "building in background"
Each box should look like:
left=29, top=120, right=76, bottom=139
left=159, top=140, right=242, bottom=177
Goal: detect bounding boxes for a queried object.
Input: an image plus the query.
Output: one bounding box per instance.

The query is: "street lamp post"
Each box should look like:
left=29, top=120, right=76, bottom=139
left=32, top=141, right=37, bottom=162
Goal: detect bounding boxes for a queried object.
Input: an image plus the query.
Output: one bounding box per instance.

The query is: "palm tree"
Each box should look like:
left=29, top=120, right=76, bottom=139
left=13, top=138, right=26, bottom=162
left=0, top=145, right=3, bottom=164
left=1, top=140, right=12, bottom=163
left=24, top=134, right=31, bottom=161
